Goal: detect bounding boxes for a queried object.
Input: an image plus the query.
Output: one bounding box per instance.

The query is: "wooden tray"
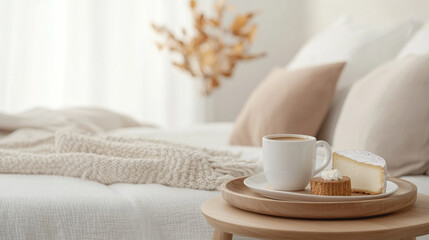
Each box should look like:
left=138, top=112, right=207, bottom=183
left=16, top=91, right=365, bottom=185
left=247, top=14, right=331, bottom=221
left=220, top=176, right=417, bottom=219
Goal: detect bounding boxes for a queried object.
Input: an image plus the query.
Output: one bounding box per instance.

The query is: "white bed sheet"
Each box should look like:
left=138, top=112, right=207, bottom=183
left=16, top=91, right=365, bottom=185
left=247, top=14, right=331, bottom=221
left=0, top=123, right=428, bottom=240
left=0, top=174, right=220, bottom=240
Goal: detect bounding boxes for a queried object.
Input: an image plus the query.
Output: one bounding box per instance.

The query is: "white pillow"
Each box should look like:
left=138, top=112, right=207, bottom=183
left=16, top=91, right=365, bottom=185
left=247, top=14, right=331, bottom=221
left=287, top=16, right=383, bottom=70
left=397, top=22, right=429, bottom=58
left=287, top=17, right=420, bottom=143
left=333, top=55, right=429, bottom=177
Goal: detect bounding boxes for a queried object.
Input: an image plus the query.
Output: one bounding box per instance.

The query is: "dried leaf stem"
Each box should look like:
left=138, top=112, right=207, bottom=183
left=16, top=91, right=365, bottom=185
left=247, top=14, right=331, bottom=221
left=152, top=0, right=265, bottom=95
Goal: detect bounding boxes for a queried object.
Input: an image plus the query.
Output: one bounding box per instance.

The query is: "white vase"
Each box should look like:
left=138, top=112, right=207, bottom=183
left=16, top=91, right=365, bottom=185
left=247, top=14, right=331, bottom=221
left=192, top=80, right=214, bottom=124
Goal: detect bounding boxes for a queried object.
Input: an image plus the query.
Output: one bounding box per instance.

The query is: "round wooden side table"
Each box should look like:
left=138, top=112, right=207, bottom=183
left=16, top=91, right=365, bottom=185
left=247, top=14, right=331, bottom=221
left=201, top=194, right=429, bottom=240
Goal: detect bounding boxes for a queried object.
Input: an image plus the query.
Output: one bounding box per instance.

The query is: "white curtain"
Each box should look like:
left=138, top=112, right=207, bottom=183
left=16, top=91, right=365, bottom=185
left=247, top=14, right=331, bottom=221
left=0, top=0, right=212, bottom=127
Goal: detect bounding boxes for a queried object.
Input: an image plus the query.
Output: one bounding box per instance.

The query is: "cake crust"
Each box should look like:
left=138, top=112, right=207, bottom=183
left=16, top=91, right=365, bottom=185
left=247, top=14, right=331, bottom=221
left=351, top=188, right=382, bottom=195
left=310, top=176, right=351, bottom=196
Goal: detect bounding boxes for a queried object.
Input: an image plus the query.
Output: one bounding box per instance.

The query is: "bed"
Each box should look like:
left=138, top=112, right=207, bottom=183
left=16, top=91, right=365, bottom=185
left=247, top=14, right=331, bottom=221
left=0, top=123, right=427, bottom=240
left=0, top=123, right=256, bottom=240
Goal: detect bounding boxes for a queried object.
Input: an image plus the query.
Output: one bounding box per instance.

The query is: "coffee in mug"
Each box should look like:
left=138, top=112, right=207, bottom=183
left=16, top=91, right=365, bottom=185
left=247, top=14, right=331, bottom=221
left=263, top=134, right=332, bottom=191
left=267, top=136, right=307, bottom=141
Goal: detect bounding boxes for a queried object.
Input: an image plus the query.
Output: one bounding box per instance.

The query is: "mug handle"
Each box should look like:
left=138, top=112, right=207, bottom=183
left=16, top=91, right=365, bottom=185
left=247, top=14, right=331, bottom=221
left=313, top=140, right=332, bottom=176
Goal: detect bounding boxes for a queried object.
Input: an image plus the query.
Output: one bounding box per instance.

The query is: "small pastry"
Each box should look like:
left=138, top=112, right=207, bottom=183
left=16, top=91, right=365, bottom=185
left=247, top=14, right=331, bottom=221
left=310, top=169, right=351, bottom=196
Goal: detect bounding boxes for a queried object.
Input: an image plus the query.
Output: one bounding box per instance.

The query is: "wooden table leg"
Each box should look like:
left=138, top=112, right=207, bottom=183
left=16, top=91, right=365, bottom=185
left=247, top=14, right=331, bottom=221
left=212, top=229, right=233, bottom=240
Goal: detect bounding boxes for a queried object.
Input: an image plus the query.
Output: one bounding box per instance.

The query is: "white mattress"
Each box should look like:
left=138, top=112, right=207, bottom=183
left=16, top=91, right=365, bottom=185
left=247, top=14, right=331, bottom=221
left=0, top=123, right=428, bottom=240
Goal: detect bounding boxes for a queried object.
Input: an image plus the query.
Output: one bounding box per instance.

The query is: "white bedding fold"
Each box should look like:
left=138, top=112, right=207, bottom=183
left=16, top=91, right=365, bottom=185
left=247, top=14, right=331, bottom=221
left=0, top=107, right=142, bottom=133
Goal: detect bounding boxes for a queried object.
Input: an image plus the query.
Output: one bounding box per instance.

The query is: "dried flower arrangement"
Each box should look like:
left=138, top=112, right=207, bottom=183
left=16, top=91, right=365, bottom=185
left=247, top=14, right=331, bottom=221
left=152, top=0, right=265, bottom=95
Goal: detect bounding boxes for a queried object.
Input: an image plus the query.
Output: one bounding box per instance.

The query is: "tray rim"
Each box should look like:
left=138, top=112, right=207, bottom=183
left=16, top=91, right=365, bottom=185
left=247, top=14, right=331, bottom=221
left=220, top=176, right=417, bottom=219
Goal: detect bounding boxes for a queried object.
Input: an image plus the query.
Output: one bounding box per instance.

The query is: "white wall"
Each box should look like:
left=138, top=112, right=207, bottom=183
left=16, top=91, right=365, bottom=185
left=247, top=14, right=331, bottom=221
left=211, top=0, right=308, bottom=122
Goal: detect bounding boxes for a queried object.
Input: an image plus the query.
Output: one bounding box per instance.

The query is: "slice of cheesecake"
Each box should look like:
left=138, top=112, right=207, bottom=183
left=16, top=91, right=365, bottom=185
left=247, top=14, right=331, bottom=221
left=333, top=150, right=387, bottom=195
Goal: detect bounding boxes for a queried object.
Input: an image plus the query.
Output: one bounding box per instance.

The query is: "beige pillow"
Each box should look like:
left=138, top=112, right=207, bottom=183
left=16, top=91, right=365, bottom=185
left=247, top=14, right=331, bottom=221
left=333, top=55, right=429, bottom=177
left=230, top=62, right=345, bottom=146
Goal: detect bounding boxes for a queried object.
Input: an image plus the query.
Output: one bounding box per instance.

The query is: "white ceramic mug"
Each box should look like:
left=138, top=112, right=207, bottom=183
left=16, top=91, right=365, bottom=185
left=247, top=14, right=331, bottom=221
left=263, top=134, right=332, bottom=191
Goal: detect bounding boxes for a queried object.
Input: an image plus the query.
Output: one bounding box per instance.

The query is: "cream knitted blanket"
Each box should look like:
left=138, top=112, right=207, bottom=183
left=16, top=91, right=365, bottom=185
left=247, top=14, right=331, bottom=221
left=0, top=108, right=260, bottom=190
